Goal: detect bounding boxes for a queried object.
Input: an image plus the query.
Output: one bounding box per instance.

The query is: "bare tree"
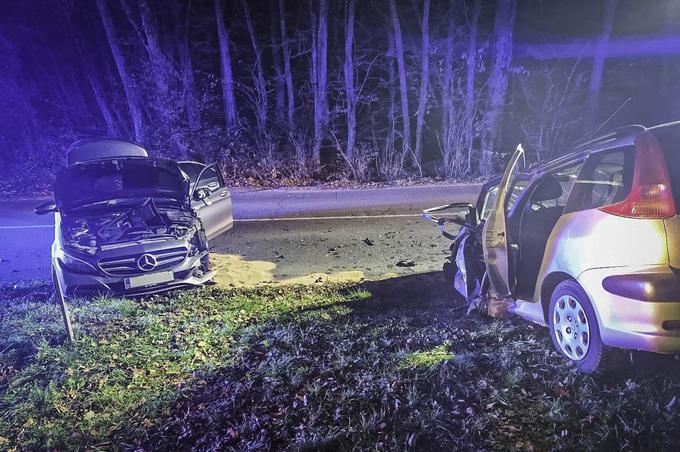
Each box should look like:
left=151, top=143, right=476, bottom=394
left=241, top=0, right=268, bottom=140
left=343, top=0, right=357, bottom=162
left=479, top=0, right=517, bottom=176
left=173, top=0, right=200, bottom=130
left=413, top=0, right=430, bottom=174
left=465, top=0, right=481, bottom=173
left=279, top=0, right=295, bottom=130
left=585, top=0, right=618, bottom=131
left=389, top=0, right=411, bottom=163
left=269, top=0, right=286, bottom=124
left=310, top=0, right=329, bottom=168
left=215, top=0, right=237, bottom=130
left=96, top=0, right=144, bottom=141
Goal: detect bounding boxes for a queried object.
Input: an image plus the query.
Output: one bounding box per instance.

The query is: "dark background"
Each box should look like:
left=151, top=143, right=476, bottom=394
left=2, top=0, right=680, bottom=193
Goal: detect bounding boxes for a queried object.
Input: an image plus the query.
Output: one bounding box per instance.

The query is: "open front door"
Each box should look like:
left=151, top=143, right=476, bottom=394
left=482, top=144, right=525, bottom=298
left=191, top=163, right=234, bottom=241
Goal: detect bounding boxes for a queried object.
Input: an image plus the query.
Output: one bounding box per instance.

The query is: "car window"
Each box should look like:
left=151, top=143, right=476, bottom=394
left=527, top=162, right=583, bottom=212
left=480, top=180, right=528, bottom=220
left=564, top=149, right=633, bottom=213
left=178, top=162, right=204, bottom=184
left=196, top=165, right=223, bottom=192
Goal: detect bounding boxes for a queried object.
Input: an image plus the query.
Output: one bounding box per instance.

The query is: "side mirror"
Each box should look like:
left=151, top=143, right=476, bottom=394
left=35, top=201, right=57, bottom=215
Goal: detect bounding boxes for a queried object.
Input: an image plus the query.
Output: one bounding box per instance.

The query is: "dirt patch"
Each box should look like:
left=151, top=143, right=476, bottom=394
left=211, top=254, right=405, bottom=287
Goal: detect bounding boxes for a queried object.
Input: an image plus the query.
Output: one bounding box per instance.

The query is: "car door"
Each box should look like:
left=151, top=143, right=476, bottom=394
left=191, top=164, right=233, bottom=241
left=482, top=144, right=526, bottom=298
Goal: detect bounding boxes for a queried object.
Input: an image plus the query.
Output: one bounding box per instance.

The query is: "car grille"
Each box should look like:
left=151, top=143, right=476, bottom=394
left=98, top=247, right=188, bottom=276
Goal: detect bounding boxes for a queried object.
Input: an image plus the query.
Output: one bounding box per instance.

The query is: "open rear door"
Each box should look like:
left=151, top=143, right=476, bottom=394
left=482, top=144, right=525, bottom=298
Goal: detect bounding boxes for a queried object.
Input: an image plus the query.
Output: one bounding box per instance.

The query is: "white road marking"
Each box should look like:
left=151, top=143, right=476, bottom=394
left=0, top=225, right=53, bottom=229
left=235, top=213, right=423, bottom=222
left=0, top=212, right=424, bottom=230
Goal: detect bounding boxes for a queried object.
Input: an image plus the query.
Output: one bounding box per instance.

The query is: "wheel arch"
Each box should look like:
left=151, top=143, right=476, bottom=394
left=540, top=271, right=574, bottom=323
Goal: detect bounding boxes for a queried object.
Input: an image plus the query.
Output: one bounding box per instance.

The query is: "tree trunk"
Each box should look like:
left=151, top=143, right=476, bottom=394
left=241, top=0, right=268, bottom=140
left=586, top=0, right=618, bottom=131
left=137, top=0, right=170, bottom=97
left=173, top=0, right=200, bottom=130
left=344, top=0, right=356, bottom=162
left=270, top=0, right=286, bottom=124
left=414, top=0, right=430, bottom=174
left=389, top=0, right=411, bottom=163
left=89, top=75, right=118, bottom=136
left=311, top=0, right=329, bottom=168
left=465, top=0, right=481, bottom=174
left=96, top=0, right=144, bottom=142
left=215, top=0, right=238, bottom=131
left=441, top=0, right=454, bottom=177
left=279, top=0, right=295, bottom=130
left=479, top=0, right=517, bottom=177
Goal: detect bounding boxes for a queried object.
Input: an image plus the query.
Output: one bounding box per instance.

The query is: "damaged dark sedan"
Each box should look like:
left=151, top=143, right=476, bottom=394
left=35, top=140, right=233, bottom=299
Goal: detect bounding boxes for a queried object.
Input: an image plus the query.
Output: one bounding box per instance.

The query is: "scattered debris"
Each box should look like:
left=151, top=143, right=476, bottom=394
left=396, top=260, right=416, bottom=268
left=363, top=238, right=375, bottom=246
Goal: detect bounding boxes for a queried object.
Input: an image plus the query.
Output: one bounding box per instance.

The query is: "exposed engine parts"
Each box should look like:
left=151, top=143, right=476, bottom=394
left=63, top=198, right=202, bottom=253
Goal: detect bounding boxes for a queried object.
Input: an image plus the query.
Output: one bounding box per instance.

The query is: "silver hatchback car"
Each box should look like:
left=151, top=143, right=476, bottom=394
left=427, top=122, right=680, bottom=373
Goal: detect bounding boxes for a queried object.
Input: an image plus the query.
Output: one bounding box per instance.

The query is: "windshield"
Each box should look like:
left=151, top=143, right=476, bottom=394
left=54, top=159, right=188, bottom=212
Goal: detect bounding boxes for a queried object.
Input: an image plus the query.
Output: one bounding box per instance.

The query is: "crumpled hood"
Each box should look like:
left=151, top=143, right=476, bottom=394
left=54, top=158, right=190, bottom=212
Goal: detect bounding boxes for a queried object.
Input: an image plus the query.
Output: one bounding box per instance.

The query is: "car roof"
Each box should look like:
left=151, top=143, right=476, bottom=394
left=526, top=120, right=680, bottom=176
left=66, top=139, right=149, bottom=166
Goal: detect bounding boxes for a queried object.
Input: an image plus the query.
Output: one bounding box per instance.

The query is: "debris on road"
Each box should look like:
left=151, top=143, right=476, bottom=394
left=396, top=259, right=416, bottom=268
left=363, top=238, right=375, bottom=246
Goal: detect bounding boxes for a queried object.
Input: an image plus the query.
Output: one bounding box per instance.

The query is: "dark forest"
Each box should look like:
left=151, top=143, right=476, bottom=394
left=2, top=0, right=680, bottom=192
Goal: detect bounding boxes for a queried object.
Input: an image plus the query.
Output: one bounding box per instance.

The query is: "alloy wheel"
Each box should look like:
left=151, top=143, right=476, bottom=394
left=552, top=295, right=590, bottom=361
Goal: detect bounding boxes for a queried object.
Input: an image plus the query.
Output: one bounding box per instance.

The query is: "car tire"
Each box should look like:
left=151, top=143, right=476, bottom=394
left=548, top=280, right=604, bottom=374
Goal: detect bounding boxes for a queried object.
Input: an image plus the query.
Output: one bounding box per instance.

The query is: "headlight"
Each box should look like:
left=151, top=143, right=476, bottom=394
left=56, top=249, right=98, bottom=274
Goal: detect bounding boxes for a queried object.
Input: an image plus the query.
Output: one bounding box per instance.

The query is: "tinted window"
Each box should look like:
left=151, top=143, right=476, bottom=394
left=527, top=162, right=583, bottom=212
left=196, top=166, right=223, bottom=192
left=565, top=149, right=633, bottom=213
left=179, top=162, right=204, bottom=184
left=480, top=180, right=528, bottom=220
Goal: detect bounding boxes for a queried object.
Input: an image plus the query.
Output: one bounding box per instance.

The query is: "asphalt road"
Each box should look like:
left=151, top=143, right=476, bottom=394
left=0, top=184, right=480, bottom=283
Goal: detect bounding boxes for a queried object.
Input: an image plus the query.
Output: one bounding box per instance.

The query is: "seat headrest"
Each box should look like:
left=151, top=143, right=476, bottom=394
left=531, top=176, right=563, bottom=202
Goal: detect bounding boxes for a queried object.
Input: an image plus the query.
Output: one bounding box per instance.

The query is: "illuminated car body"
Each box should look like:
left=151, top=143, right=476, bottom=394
left=427, top=122, right=680, bottom=372
left=36, top=140, right=233, bottom=299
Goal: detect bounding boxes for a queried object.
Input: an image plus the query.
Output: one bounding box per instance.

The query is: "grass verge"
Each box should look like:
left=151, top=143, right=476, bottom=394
left=2, top=277, right=680, bottom=450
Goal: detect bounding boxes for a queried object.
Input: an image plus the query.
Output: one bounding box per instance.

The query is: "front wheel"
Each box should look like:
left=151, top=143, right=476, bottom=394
left=548, top=280, right=604, bottom=374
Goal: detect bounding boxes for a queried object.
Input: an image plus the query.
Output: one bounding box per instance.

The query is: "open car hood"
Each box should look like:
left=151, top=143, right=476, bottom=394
left=54, top=158, right=190, bottom=212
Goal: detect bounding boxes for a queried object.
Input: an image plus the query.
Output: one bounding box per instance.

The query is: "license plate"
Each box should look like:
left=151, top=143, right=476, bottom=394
left=124, top=271, right=174, bottom=289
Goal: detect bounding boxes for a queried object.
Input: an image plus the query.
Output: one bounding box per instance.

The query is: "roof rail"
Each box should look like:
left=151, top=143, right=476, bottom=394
left=572, top=124, right=645, bottom=150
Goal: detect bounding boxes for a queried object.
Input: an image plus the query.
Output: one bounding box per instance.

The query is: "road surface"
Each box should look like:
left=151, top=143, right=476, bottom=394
left=0, top=184, right=480, bottom=284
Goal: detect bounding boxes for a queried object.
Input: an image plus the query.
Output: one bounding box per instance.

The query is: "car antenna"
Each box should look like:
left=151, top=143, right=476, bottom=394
left=581, top=96, right=632, bottom=142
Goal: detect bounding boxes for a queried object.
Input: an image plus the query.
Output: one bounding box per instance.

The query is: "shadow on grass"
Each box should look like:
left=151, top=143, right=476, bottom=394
left=139, top=273, right=680, bottom=451
left=3, top=275, right=680, bottom=450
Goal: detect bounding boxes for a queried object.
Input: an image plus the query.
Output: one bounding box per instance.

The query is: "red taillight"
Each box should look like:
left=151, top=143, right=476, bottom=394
left=600, top=132, right=676, bottom=219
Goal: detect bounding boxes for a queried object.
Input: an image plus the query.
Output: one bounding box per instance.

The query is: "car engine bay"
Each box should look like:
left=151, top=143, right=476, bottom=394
left=62, top=198, right=202, bottom=254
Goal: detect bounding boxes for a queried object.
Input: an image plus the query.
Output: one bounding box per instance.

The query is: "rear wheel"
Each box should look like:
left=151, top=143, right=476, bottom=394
left=548, top=280, right=604, bottom=374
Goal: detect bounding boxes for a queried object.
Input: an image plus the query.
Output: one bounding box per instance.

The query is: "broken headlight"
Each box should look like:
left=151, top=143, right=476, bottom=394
left=56, top=248, right=99, bottom=274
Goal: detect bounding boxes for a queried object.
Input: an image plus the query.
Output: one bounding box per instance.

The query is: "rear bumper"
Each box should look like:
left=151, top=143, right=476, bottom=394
left=579, top=265, right=680, bottom=353
left=55, top=252, right=213, bottom=299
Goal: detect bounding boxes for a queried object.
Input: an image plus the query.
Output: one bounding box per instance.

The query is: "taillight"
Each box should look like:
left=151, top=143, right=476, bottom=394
left=600, top=132, right=676, bottom=219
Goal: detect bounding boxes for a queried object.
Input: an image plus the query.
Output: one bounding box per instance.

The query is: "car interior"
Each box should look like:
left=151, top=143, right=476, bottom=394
left=512, top=164, right=583, bottom=297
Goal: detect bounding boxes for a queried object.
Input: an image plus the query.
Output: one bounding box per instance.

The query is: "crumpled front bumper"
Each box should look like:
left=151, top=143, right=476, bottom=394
left=55, top=252, right=214, bottom=299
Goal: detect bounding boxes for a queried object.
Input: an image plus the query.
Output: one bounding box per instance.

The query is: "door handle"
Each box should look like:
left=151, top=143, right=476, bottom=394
left=219, top=192, right=228, bottom=198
